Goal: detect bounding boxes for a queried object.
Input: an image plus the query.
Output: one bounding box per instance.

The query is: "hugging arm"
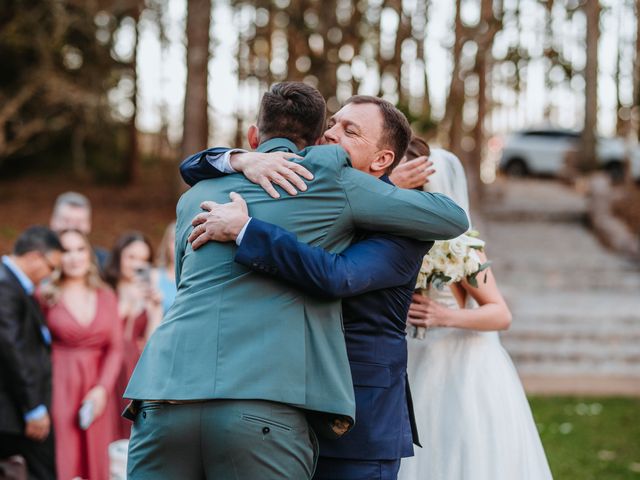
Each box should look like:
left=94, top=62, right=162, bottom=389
left=235, top=219, right=431, bottom=298
left=179, top=147, right=237, bottom=186
left=342, top=167, right=469, bottom=241
left=179, top=148, right=310, bottom=197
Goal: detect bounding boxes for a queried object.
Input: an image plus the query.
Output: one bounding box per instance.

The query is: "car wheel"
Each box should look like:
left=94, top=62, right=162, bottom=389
left=504, top=158, right=528, bottom=177
left=605, top=162, right=624, bottom=184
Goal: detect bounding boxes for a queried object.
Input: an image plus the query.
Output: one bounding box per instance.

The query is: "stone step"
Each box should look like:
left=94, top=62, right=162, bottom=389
left=520, top=375, right=640, bottom=396
left=502, top=329, right=640, bottom=344
left=510, top=356, right=640, bottom=375
left=503, top=339, right=640, bottom=360
left=506, top=314, right=640, bottom=327
left=502, top=291, right=640, bottom=317
left=494, top=270, right=640, bottom=291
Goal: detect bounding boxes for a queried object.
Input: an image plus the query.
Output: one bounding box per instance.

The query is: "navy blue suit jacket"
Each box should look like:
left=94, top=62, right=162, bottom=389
left=181, top=152, right=432, bottom=461
left=236, top=217, right=430, bottom=460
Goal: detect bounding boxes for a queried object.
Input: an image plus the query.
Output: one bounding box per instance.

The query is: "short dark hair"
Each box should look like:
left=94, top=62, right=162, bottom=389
left=344, top=96, right=412, bottom=171
left=405, top=136, right=431, bottom=161
left=103, top=231, right=154, bottom=288
left=257, top=82, right=327, bottom=148
left=14, top=226, right=63, bottom=256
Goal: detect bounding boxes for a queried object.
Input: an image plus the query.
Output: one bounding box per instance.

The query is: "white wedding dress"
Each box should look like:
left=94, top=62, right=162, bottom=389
left=398, top=286, right=553, bottom=480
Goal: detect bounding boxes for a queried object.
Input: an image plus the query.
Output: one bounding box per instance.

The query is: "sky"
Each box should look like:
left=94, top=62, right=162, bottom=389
left=124, top=0, right=633, bottom=145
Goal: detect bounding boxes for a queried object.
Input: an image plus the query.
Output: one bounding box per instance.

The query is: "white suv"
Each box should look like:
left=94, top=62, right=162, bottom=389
left=499, top=129, right=640, bottom=181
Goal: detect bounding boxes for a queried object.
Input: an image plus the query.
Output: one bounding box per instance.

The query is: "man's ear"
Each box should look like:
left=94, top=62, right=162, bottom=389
left=370, top=150, right=395, bottom=175
left=247, top=125, right=260, bottom=149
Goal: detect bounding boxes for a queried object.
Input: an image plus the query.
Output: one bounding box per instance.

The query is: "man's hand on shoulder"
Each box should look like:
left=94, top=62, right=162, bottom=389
left=189, top=193, right=250, bottom=249
left=230, top=151, right=313, bottom=199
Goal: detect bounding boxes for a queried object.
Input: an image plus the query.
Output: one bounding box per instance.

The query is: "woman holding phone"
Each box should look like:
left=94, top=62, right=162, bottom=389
left=104, top=232, right=162, bottom=438
left=38, top=229, right=123, bottom=480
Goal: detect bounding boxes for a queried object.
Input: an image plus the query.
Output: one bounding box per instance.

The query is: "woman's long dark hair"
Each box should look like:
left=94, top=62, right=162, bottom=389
left=103, top=231, right=154, bottom=288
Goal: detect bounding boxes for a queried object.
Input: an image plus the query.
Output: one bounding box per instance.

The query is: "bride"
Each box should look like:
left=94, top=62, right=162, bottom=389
left=397, top=147, right=553, bottom=480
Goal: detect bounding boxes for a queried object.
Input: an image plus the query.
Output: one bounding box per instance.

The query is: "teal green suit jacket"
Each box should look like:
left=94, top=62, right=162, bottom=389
left=125, top=138, right=468, bottom=422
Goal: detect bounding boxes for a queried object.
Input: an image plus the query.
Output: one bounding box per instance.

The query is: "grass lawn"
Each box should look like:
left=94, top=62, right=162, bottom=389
left=529, top=397, right=640, bottom=479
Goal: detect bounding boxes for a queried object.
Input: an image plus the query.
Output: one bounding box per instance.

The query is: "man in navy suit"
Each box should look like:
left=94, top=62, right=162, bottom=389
left=181, top=96, right=445, bottom=479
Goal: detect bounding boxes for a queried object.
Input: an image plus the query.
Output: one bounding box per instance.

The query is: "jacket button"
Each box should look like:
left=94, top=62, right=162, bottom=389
left=262, top=427, right=270, bottom=434
left=142, top=411, right=147, bottom=419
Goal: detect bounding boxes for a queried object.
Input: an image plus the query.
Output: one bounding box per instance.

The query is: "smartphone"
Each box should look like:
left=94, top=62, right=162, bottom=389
left=134, top=266, right=151, bottom=286
left=79, top=400, right=95, bottom=430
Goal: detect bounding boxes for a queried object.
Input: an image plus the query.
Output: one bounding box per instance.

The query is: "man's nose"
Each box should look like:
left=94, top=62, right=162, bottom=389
left=323, top=125, right=339, bottom=144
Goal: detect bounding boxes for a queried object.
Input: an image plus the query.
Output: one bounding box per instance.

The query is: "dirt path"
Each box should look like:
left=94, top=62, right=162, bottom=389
left=480, top=179, right=640, bottom=396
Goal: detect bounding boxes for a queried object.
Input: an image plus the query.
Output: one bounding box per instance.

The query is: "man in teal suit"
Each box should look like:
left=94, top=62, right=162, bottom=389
left=124, top=82, right=469, bottom=479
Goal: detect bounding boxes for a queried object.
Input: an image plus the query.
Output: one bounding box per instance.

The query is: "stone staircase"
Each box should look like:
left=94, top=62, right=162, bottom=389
left=480, top=179, right=640, bottom=395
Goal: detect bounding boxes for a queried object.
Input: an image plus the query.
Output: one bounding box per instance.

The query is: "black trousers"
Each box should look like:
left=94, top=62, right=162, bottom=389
left=0, top=433, right=55, bottom=480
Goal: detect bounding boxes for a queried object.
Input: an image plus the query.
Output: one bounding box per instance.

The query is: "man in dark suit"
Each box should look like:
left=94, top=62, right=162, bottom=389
left=0, top=226, right=63, bottom=480
left=181, top=97, right=449, bottom=479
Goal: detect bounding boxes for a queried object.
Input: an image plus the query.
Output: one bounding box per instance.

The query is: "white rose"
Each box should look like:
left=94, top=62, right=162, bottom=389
left=448, top=236, right=467, bottom=259
left=444, top=258, right=465, bottom=282
left=432, top=251, right=449, bottom=273
left=464, top=250, right=481, bottom=275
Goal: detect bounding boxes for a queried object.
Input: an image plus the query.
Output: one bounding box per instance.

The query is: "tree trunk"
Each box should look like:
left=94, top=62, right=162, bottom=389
left=439, top=0, right=465, bottom=156
left=124, top=9, right=141, bottom=184
left=635, top=0, right=640, bottom=141
left=181, top=0, right=211, bottom=169
left=470, top=52, right=486, bottom=205
left=543, top=0, right=555, bottom=121
left=414, top=0, right=431, bottom=121
left=581, top=0, right=600, bottom=172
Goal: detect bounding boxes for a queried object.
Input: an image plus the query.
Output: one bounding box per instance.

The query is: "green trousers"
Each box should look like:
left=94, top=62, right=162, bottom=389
left=127, top=399, right=318, bottom=479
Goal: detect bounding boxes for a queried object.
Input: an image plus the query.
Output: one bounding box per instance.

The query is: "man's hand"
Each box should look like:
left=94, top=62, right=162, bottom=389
left=230, top=151, right=313, bottom=199
left=389, top=155, right=435, bottom=189
left=189, top=193, right=250, bottom=249
left=25, top=413, right=50, bottom=442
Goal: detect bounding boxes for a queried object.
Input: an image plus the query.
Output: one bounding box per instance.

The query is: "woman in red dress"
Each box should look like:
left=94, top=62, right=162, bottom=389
left=104, top=232, right=162, bottom=439
left=38, top=229, right=123, bottom=480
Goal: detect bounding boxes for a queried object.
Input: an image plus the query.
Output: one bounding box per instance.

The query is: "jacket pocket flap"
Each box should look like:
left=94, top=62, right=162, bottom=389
left=350, top=362, right=391, bottom=388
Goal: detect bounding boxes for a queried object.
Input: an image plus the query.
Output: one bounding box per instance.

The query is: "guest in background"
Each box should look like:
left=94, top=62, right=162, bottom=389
left=388, top=136, right=434, bottom=190
left=152, top=222, right=177, bottom=315
left=49, top=192, right=109, bottom=270
left=38, top=229, right=123, bottom=480
left=104, top=232, right=162, bottom=438
left=0, top=226, right=63, bottom=480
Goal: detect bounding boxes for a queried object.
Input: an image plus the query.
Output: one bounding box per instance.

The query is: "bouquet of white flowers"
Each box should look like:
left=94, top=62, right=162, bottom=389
left=412, top=230, right=490, bottom=339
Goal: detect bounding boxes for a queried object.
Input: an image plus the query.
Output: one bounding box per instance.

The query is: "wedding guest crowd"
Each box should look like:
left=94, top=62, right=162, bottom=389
left=1, top=196, right=176, bottom=479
